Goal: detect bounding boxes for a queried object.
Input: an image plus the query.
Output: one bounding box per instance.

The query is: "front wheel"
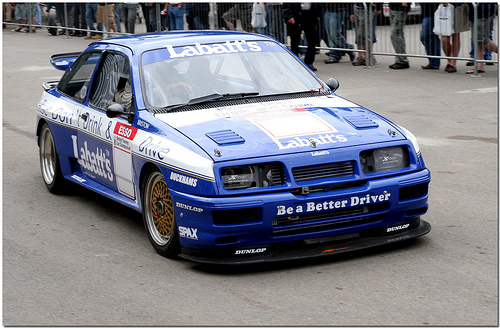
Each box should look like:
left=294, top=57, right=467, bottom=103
left=39, top=123, right=66, bottom=194
left=142, top=168, right=180, bottom=258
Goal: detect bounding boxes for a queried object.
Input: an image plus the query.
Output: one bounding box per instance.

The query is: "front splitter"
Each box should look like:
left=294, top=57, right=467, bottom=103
left=179, top=219, right=431, bottom=265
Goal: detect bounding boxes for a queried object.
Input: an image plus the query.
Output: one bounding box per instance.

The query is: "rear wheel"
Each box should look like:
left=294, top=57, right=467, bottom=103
left=39, top=123, right=66, bottom=194
left=142, top=168, right=180, bottom=258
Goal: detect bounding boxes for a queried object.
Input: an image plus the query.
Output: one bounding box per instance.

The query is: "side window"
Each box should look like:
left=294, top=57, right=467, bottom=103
left=89, top=52, right=133, bottom=112
left=58, top=52, right=101, bottom=102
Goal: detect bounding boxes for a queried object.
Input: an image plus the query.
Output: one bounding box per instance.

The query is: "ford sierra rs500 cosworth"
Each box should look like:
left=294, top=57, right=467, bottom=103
left=36, top=31, right=431, bottom=264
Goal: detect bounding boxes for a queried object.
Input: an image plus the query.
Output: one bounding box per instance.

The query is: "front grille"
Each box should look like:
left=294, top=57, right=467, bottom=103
left=292, top=161, right=355, bottom=183
left=271, top=202, right=389, bottom=236
left=271, top=215, right=384, bottom=236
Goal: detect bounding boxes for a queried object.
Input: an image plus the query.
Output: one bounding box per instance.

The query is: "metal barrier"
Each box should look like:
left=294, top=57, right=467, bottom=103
left=3, top=2, right=498, bottom=76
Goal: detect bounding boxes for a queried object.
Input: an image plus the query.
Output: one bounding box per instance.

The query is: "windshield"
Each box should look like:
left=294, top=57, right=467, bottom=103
left=141, top=40, right=323, bottom=109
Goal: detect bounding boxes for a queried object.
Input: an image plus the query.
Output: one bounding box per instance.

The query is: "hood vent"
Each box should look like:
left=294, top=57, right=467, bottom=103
left=206, top=129, right=245, bottom=145
left=343, top=115, right=379, bottom=129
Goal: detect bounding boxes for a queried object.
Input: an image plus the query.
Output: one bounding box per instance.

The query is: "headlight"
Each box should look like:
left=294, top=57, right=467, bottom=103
left=221, top=162, right=286, bottom=190
left=360, top=146, right=409, bottom=174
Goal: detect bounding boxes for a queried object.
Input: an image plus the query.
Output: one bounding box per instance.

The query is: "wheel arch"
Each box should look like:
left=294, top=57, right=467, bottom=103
left=36, top=118, right=49, bottom=146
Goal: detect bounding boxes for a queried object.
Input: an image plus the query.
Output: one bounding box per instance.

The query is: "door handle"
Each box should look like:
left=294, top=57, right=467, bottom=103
left=81, top=113, right=88, bottom=121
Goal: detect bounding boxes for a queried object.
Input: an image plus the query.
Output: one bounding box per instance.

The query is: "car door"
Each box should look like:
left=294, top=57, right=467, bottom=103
left=81, top=50, right=137, bottom=199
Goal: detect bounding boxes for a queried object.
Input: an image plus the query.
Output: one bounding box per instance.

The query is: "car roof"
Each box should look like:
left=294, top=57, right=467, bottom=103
left=89, top=30, right=277, bottom=55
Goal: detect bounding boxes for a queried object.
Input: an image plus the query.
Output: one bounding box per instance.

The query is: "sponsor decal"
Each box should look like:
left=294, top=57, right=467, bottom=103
left=277, top=191, right=391, bottom=216
left=137, top=120, right=150, bottom=129
left=71, top=174, right=86, bottom=183
left=274, top=133, right=347, bottom=150
left=165, top=41, right=262, bottom=59
left=113, top=123, right=138, bottom=152
left=71, top=135, right=113, bottom=182
left=175, top=202, right=203, bottom=213
left=321, top=247, right=349, bottom=254
left=311, top=150, right=330, bottom=156
left=241, top=108, right=348, bottom=150
left=50, top=107, right=77, bottom=125
left=114, top=122, right=138, bottom=140
left=386, top=235, right=411, bottom=243
left=386, top=223, right=410, bottom=233
left=178, top=226, right=198, bottom=240
left=170, top=172, right=197, bottom=187
left=235, top=248, right=267, bottom=255
left=138, top=136, right=170, bottom=160
left=80, top=112, right=104, bottom=136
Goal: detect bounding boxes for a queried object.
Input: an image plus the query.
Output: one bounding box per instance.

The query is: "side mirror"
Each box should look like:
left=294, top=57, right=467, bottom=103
left=325, top=78, right=340, bottom=93
left=107, top=103, right=134, bottom=124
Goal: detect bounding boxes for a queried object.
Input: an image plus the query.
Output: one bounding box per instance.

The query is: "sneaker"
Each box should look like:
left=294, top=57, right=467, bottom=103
left=352, top=57, right=366, bottom=66
left=83, top=35, right=93, bottom=39
left=389, top=63, right=410, bottom=69
left=12, top=27, right=22, bottom=32
left=20, top=28, right=29, bottom=33
left=466, top=61, right=474, bottom=66
left=324, top=57, right=339, bottom=64
left=91, top=35, right=103, bottom=39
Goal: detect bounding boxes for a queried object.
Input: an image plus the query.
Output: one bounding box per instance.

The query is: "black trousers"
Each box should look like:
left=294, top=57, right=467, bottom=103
left=287, top=10, right=317, bottom=66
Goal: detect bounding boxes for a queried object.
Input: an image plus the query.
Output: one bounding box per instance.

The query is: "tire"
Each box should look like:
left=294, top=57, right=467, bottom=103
left=142, top=168, right=180, bottom=258
left=39, top=123, right=66, bottom=194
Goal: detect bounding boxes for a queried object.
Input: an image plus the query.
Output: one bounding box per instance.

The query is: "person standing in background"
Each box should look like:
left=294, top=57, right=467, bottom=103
left=122, top=2, right=138, bottom=34
left=441, top=3, right=469, bottom=73
left=420, top=2, right=441, bottom=69
left=466, top=2, right=498, bottom=74
left=350, top=2, right=381, bottom=66
left=388, top=2, right=410, bottom=69
left=162, top=2, right=185, bottom=30
left=323, top=2, right=355, bottom=64
left=283, top=3, right=320, bottom=71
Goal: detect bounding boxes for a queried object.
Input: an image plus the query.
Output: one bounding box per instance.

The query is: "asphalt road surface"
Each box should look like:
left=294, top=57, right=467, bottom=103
left=3, top=29, right=498, bottom=326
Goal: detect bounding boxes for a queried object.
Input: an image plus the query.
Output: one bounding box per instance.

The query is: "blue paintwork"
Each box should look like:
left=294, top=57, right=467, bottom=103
left=38, top=31, right=431, bottom=264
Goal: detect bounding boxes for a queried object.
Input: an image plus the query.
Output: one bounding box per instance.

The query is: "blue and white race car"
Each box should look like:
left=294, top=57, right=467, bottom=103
left=36, top=31, right=431, bottom=264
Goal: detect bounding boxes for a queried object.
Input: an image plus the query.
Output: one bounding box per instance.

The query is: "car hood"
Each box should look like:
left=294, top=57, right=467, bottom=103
left=156, top=95, right=406, bottom=162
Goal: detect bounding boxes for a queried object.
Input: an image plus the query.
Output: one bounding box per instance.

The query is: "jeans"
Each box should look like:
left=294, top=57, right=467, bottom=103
left=168, top=6, right=185, bottom=30
left=324, top=10, right=353, bottom=60
left=390, top=9, right=408, bottom=64
left=420, top=17, right=441, bottom=68
left=113, top=3, right=122, bottom=33
left=85, top=3, right=103, bottom=36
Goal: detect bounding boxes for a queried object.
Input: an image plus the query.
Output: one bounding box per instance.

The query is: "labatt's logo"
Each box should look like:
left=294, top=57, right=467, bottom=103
left=274, top=133, right=348, bottom=150
left=165, top=41, right=262, bottom=58
left=71, top=135, right=113, bottom=182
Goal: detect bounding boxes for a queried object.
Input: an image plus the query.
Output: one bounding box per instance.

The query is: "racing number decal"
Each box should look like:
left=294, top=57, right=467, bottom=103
left=113, top=122, right=138, bottom=199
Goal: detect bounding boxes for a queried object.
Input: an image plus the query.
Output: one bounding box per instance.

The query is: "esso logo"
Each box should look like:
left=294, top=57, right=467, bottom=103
left=114, top=122, right=138, bottom=140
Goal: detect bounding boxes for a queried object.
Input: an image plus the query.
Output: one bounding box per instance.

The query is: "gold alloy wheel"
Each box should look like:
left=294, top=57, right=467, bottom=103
left=144, top=171, right=174, bottom=246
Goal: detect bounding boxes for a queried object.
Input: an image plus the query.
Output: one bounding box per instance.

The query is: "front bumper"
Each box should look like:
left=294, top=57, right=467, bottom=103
left=180, top=217, right=431, bottom=264
left=170, top=168, right=431, bottom=264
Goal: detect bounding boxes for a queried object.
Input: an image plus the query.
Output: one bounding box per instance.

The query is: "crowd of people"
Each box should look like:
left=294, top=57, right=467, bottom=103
left=3, top=2, right=498, bottom=74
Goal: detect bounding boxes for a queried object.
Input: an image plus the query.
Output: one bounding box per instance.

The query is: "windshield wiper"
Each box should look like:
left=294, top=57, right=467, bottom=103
left=219, top=92, right=260, bottom=99
left=161, top=93, right=223, bottom=112
left=161, top=92, right=260, bottom=112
